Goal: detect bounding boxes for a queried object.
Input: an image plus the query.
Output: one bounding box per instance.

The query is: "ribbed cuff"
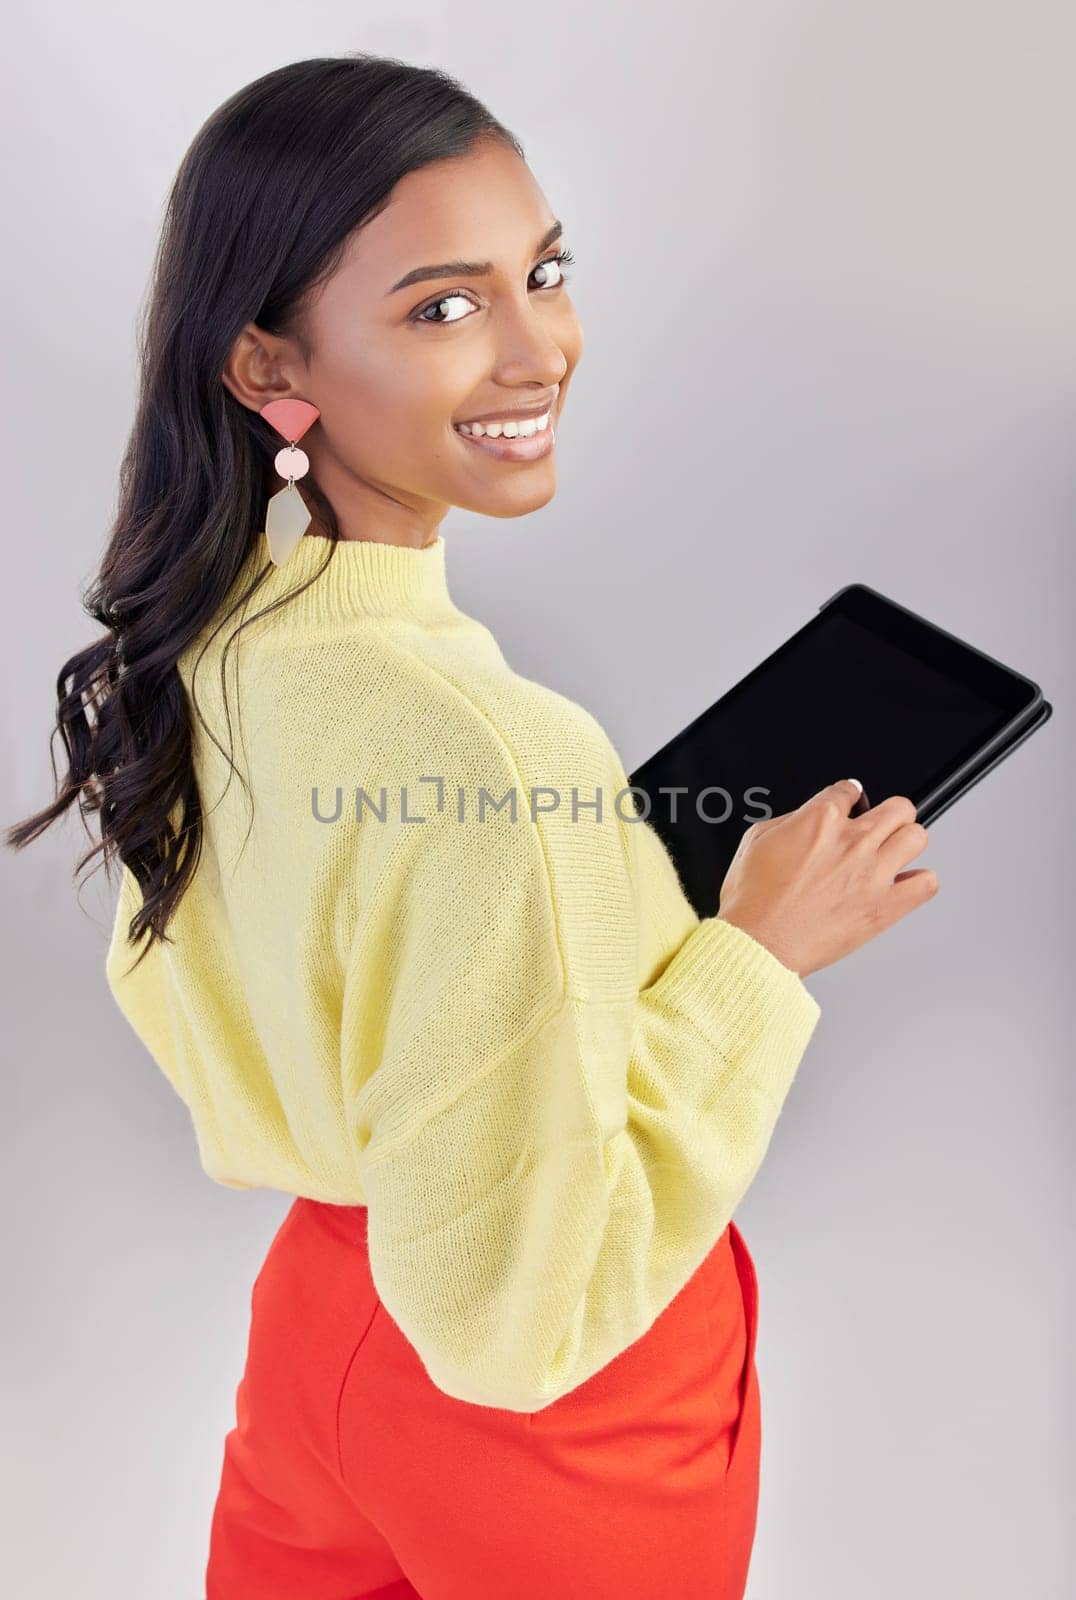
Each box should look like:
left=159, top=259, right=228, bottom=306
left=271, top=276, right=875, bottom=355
left=653, top=914, right=822, bottom=1102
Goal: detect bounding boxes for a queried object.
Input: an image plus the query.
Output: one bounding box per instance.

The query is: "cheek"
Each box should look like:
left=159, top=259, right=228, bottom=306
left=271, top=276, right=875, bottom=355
left=551, top=293, right=583, bottom=348
left=357, top=350, right=470, bottom=439
left=317, top=362, right=452, bottom=458
left=317, top=330, right=443, bottom=414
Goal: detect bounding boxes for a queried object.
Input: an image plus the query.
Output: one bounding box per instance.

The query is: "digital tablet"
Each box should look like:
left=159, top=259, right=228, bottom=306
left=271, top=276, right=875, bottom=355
left=627, top=583, right=1053, bottom=921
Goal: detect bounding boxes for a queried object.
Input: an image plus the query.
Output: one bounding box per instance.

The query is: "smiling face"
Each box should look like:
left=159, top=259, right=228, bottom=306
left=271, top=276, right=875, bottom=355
left=223, top=135, right=584, bottom=549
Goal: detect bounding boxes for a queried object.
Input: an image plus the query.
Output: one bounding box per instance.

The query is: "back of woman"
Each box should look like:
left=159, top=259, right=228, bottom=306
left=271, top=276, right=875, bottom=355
left=10, top=52, right=937, bottom=1600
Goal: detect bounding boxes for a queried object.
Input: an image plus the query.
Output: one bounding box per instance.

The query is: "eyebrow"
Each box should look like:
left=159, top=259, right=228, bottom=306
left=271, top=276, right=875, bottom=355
left=386, top=220, right=564, bottom=295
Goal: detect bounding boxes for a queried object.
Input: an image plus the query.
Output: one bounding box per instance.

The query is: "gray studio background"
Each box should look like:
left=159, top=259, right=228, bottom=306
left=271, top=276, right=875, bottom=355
left=4, top=3, right=1072, bottom=1596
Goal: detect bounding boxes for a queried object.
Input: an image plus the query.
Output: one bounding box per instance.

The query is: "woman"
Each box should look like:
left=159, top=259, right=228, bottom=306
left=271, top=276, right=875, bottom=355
left=8, top=54, right=937, bottom=1599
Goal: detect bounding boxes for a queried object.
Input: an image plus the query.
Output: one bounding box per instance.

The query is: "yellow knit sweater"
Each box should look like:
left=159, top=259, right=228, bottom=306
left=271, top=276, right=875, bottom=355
left=106, top=532, right=822, bottom=1412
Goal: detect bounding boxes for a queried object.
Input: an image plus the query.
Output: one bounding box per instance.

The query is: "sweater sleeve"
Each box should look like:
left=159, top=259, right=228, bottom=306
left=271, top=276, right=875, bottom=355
left=105, top=862, right=190, bottom=1108
left=344, top=702, right=821, bottom=1414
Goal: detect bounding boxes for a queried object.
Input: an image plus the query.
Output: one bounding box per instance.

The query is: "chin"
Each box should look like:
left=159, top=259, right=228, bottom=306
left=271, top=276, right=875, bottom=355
left=450, top=469, right=557, bottom=520
left=488, top=475, right=558, bottom=518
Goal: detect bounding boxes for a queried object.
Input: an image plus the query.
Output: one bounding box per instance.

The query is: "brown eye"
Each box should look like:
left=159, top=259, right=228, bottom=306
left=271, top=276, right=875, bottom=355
left=532, top=248, right=575, bottom=289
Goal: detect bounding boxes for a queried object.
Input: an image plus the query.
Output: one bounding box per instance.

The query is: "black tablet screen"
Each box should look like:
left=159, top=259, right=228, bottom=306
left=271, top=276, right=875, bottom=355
left=628, top=598, right=1030, bottom=918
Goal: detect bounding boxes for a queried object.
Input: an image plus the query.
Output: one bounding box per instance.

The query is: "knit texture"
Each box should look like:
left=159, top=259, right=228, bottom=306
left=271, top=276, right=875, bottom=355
left=106, top=532, right=822, bottom=1412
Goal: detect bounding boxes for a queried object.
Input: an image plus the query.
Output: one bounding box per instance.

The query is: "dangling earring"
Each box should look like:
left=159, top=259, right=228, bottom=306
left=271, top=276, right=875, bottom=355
left=258, top=398, right=321, bottom=566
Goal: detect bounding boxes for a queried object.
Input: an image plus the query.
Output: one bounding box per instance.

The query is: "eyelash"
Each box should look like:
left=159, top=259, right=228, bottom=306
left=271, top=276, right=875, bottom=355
left=411, top=248, right=576, bottom=326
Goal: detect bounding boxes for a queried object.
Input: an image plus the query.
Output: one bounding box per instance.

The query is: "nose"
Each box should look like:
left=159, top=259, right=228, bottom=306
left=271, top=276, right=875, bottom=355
left=489, top=298, right=569, bottom=391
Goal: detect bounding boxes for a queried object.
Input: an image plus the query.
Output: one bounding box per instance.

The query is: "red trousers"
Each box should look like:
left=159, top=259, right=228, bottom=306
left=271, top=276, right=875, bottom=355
left=205, top=1198, right=763, bottom=1599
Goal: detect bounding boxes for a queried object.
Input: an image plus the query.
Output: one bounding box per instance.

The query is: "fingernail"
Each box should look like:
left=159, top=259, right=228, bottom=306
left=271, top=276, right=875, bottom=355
left=846, top=778, right=863, bottom=795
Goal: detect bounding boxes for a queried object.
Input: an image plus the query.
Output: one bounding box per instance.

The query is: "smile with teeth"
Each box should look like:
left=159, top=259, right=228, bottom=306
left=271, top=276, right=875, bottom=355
left=454, top=411, right=551, bottom=438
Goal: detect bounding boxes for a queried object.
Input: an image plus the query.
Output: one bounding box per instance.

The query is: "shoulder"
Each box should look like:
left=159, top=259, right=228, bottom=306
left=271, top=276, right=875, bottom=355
left=408, top=647, right=637, bottom=884
left=414, top=651, right=642, bottom=1000
left=399, top=631, right=633, bottom=811
left=361, top=640, right=642, bottom=1002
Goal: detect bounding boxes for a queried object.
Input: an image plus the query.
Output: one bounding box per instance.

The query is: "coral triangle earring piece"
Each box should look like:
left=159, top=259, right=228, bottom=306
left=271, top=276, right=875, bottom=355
left=258, top=398, right=321, bottom=566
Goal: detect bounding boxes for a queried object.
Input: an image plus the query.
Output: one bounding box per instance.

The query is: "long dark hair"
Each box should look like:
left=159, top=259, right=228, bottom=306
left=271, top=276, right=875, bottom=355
left=5, top=54, right=522, bottom=970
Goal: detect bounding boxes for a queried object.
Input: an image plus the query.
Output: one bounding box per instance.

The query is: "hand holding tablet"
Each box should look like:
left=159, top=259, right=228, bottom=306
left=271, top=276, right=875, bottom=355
left=714, top=777, right=936, bottom=979
left=629, top=583, right=1053, bottom=947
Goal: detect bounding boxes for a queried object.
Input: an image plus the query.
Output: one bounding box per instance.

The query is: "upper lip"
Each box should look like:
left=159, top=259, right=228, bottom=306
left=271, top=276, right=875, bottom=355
left=456, top=393, right=559, bottom=426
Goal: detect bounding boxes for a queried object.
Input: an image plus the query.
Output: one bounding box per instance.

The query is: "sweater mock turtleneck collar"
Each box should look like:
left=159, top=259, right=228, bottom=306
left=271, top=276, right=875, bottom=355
left=228, top=531, right=459, bottom=631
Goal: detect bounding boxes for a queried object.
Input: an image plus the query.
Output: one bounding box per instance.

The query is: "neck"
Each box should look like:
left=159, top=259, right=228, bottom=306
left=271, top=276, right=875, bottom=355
left=225, top=529, right=460, bottom=631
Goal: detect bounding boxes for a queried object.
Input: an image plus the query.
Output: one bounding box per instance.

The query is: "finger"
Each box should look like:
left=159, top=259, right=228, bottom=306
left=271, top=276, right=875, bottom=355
left=801, top=777, right=865, bottom=819
left=855, top=792, right=920, bottom=844
left=877, top=820, right=929, bottom=876
left=889, top=865, right=939, bottom=905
